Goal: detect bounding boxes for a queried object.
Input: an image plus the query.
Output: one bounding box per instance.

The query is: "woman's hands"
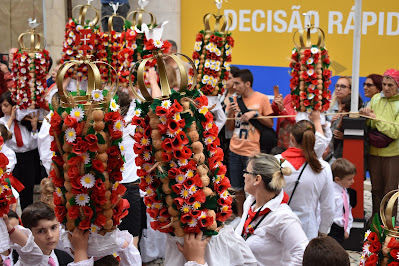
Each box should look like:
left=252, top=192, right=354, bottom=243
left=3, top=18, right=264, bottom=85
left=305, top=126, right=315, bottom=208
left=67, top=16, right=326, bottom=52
left=177, top=231, right=211, bottom=265
left=68, top=228, right=89, bottom=263
left=25, top=111, right=39, bottom=132
left=359, top=107, right=376, bottom=119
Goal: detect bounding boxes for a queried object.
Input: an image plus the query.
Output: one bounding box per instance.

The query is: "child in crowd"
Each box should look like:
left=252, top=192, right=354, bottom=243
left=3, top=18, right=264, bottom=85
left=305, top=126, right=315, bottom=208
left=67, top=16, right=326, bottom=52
left=3, top=201, right=74, bottom=265
left=328, top=158, right=356, bottom=244
left=1, top=210, right=21, bottom=265
left=0, top=91, right=41, bottom=209
left=302, top=236, right=350, bottom=266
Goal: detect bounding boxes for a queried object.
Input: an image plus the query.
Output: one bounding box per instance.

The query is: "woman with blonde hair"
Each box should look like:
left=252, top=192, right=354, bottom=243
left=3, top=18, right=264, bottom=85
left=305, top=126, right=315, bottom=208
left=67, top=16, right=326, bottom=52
left=328, top=76, right=352, bottom=122
left=234, top=153, right=309, bottom=266
left=276, top=120, right=335, bottom=239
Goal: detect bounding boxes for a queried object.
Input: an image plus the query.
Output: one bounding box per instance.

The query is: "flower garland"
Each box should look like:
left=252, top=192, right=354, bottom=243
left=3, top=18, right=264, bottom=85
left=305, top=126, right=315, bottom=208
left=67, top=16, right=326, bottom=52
left=11, top=49, right=50, bottom=110
left=49, top=90, right=129, bottom=234
left=0, top=136, right=16, bottom=217
left=61, top=18, right=100, bottom=80
left=189, top=31, right=234, bottom=96
left=360, top=214, right=399, bottom=266
left=132, top=89, right=232, bottom=236
left=289, top=45, right=332, bottom=112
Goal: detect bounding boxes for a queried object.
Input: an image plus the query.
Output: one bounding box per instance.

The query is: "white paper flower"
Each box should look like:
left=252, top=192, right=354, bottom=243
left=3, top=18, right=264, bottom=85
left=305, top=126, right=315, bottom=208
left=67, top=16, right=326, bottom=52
left=119, top=142, right=126, bottom=155
left=180, top=189, right=192, bottom=199
left=159, top=116, right=167, bottom=125
left=55, top=187, right=62, bottom=197
left=161, top=99, right=172, bottom=109
left=308, top=93, right=315, bottom=100
left=65, top=127, right=77, bottom=143
left=292, top=48, right=297, bottom=54
left=177, top=159, right=188, bottom=166
left=306, top=58, right=314, bottom=65
left=175, top=174, right=186, bottom=183
left=307, top=69, right=315, bottom=76
left=79, top=152, right=91, bottom=165
left=113, top=182, right=120, bottom=191
left=140, top=137, right=150, bottom=146
left=153, top=39, right=163, bottom=48
left=134, top=109, right=141, bottom=116
left=80, top=173, right=95, bottom=188
left=185, top=169, right=194, bottom=178
left=75, top=193, right=90, bottom=206
left=311, top=47, right=319, bottom=54
left=91, top=89, right=104, bottom=102
left=364, top=230, right=371, bottom=241
left=113, top=120, right=124, bottom=131
left=90, top=224, right=100, bottom=234
left=143, top=151, right=152, bottom=161
left=187, top=218, right=198, bottom=227
left=180, top=203, right=192, bottom=213
left=110, top=99, right=120, bottom=111
left=70, top=106, right=84, bottom=122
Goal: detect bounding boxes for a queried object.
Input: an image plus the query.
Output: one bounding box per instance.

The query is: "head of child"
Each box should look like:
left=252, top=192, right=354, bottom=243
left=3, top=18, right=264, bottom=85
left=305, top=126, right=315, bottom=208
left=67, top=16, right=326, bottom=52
left=339, top=95, right=363, bottom=113
left=303, top=236, right=350, bottom=266
left=7, top=209, right=20, bottom=228
left=0, top=91, right=15, bottom=117
left=0, top=123, right=12, bottom=141
left=331, top=158, right=356, bottom=189
left=21, top=201, right=60, bottom=255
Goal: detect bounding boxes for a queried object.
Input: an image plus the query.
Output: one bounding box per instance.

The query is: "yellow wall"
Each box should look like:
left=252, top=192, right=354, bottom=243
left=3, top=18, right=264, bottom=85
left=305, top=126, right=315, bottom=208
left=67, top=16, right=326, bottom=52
left=181, top=1, right=399, bottom=77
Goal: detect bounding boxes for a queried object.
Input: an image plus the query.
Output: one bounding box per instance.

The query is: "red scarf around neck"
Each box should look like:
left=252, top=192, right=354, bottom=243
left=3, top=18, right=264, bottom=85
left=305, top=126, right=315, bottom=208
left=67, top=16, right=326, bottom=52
left=281, top=147, right=306, bottom=170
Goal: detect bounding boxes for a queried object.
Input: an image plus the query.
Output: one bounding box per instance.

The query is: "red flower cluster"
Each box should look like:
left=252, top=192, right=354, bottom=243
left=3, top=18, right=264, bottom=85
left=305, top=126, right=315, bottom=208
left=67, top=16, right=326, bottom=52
left=0, top=137, right=16, bottom=217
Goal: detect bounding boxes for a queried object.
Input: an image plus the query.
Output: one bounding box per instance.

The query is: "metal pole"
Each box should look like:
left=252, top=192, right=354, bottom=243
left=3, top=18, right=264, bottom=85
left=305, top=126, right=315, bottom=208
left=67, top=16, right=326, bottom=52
left=351, top=0, right=362, bottom=114
left=42, top=0, right=47, bottom=46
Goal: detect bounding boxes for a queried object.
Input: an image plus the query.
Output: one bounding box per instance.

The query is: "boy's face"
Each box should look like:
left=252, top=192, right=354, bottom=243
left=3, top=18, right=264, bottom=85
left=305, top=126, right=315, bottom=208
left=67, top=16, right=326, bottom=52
left=335, top=174, right=355, bottom=189
left=31, top=218, right=60, bottom=256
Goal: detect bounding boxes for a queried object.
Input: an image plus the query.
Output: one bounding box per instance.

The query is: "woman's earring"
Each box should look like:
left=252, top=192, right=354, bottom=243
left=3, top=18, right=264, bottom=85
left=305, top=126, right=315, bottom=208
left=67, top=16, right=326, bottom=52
left=253, top=183, right=256, bottom=186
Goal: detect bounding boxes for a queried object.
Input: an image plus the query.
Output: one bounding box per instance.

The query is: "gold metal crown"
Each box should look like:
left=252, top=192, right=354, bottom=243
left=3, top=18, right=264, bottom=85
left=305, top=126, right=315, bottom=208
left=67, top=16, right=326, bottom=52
left=380, top=189, right=399, bottom=237
left=129, top=49, right=197, bottom=102
left=203, top=12, right=232, bottom=35
left=72, top=3, right=100, bottom=26
left=56, top=56, right=118, bottom=109
left=293, top=25, right=325, bottom=49
left=104, top=13, right=126, bottom=33
left=127, top=8, right=156, bottom=29
left=18, top=28, right=46, bottom=53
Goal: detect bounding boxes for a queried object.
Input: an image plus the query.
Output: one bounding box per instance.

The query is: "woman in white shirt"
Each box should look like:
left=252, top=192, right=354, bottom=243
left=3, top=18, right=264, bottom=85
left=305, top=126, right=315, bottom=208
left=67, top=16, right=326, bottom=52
left=235, top=153, right=309, bottom=266
left=275, top=120, right=335, bottom=240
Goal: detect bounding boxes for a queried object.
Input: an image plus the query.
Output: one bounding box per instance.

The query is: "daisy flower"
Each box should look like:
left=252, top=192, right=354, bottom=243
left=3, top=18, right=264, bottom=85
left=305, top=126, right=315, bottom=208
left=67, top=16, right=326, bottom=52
left=173, top=113, right=181, bottom=121
left=311, top=46, right=319, bottom=54
left=65, top=127, right=77, bottom=143
left=134, top=109, right=141, bottom=116
left=80, top=152, right=91, bottom=165
left=192, top=201, right=202, bottom=210
left=185, top=169, right=194, bottom=178
left=292, top=48, right=297, bottom=54
left=306, top=58, right=314, bottom=65
left=177, top=159, right=188, bottom=166
left=153, top=202, right=163, bottom=209
left=362, top=243, right=370, bottom=255
left=110, top=99, right=120, bottom=111
left=140, top=137, right=150, bottom=146
left=220, top=190, right=230, bottom=199
left=142, top=164, right=152, bottom=172
left=75, top=194, right=90, bottom=206
left=221, top=205, right=230, bottom=212
left=70, top=106, right=84, bottom=122
left=80, top=173, right=95, bottom=188
left=180, top=189, right=191, bottom=199
left=175, top=174, right=186, bottom=183
left=307, top=69, right=315, bottom=76
left=91, top=89, right=104, bottom=102
left=180, top=203, right=192, bottom=214
left=143, top=151, right=152, bottom=161
left=145, top=187, right=154, bottom=196
left=159, top=116, right=167, bottom=124
left=113, top=120, right=124, bottom=131
left=90, top=224, right=100, bottom=234
left=145, top=175, right=153, bottom=184
left=364, top=230, right=371, bottom=241
left=169, top=161, right=178, bottom=168
left=153, top=39, right=163, bottom=48
left=188, top=218, right=198, bottom=227
left=189, top=185, right=197, bottom=194
left=199, top=106, right=208, bottom=115
left=113, top=182, right=120, bottom=190
left=55, top=187, right=62, bottom=197
left=119, top=142, right=126, bottom=155
left=161, top=100, right=172, bottom=109
left=308, top=93, right=315, bottom=100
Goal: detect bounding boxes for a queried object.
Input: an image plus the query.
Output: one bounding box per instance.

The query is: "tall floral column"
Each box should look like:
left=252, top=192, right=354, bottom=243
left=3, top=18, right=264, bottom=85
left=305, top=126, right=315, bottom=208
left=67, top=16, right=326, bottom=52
left=49, top=56, right=129, bottom=257
left=290, top=26, right=332, bottom=114
left=131, top=47, right=232, bottom=237
left=189, top=11, right=234, bottom=131
left=11, top=24, right=50, bottom=115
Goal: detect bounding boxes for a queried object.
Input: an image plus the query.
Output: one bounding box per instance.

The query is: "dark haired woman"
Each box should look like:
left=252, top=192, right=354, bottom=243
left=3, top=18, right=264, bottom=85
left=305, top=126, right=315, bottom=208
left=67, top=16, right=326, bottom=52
left=363, top=74, right=383, bottom=107
left=234, top=153, right=308, bottom=265
left=275, top=120, right=335, bottom=239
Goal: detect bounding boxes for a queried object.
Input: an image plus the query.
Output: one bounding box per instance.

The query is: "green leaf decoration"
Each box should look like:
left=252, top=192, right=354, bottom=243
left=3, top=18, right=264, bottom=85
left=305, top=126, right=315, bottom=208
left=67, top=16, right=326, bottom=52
left=203, top=229, right=218, bottom=236
left=67, top=153, right=77, bottom=160
left=96, top=133, right=105, bottom=144
left=87, top=127, right=95, bottom=135
left=79, top=90, right=86, bottom=96
left=102, top=90, right=109, bottom=97
left=203, top=195, right=217, bottom=210
left=95, top=172, right=105, bottom=182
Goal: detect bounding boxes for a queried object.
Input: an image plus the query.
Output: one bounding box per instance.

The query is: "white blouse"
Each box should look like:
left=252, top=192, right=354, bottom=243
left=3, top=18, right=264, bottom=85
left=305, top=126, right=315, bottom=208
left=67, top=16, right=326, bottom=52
left=37, top=112, right=53, bottom=175
left=0, top=116, right=38, bottom=153
left=164, top=225, right=257, bottom=266
left=275, top=155, right=335, bottom=239
left=235, top=191, right=309, bottom=266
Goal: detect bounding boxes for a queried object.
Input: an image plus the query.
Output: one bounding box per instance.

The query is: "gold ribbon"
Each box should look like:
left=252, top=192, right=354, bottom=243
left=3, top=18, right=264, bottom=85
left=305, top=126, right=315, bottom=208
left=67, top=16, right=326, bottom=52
left=18, top=29, right=46, bottom=52
left=129, top=50, right=197, bottom=102
left=56, top=57, right=118, bottom=109
left=203, top=13, right=232, bottom=34
left=72, top=4, right=100, bottom=26
left=380, top=189, right=399, bottom=237
left=127, top=8, right=156, bottom=29
left=293, top=26, right=325, bottom=49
